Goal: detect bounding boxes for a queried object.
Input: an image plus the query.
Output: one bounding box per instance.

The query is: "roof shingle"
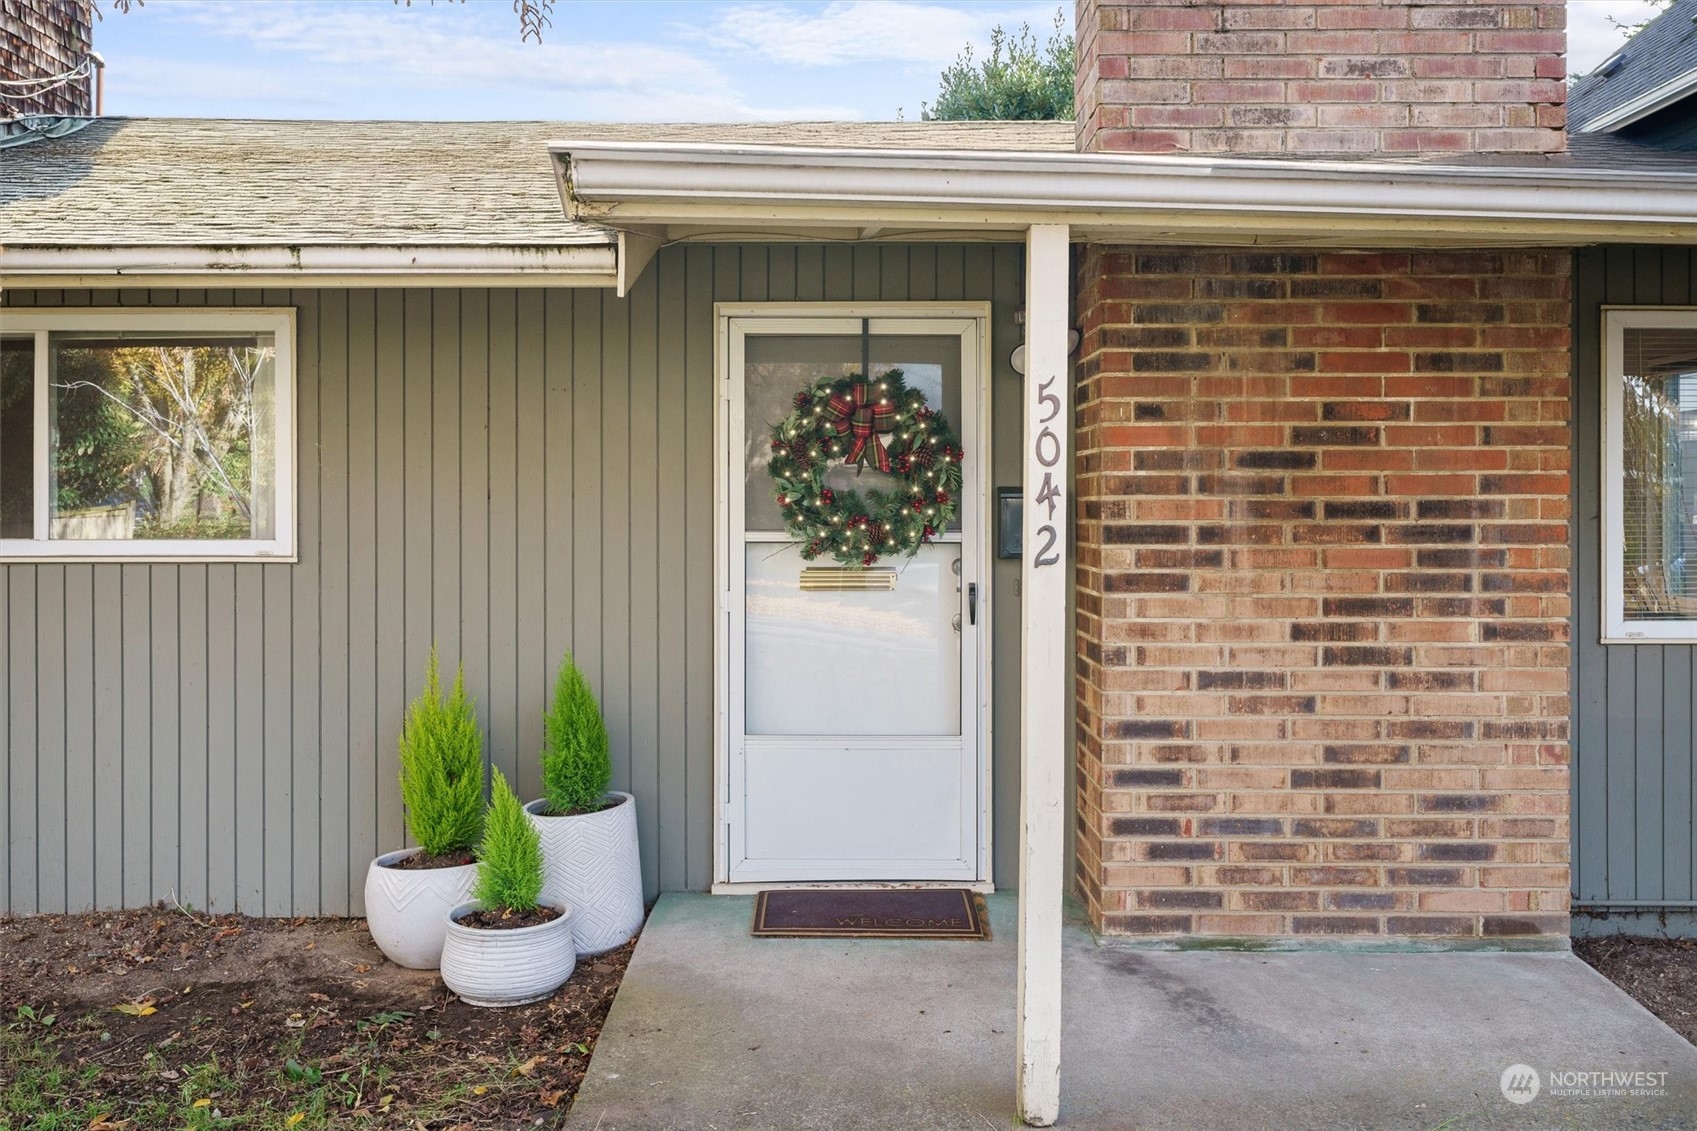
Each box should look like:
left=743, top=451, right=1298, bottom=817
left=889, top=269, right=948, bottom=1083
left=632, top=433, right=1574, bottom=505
left=0, top=118, right=1074, bottom=248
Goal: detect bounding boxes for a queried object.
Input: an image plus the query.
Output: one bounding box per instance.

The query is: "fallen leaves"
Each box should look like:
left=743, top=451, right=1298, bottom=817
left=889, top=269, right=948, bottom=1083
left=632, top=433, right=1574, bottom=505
left=1, top=910, right=640, bottom=1129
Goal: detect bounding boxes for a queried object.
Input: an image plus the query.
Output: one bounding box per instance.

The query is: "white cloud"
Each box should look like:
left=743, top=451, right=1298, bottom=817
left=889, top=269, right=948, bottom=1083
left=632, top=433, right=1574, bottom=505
left=1568, top=0, right=1669, bottom=75
left=695, top=1, right=1058, bottom=67
left=125, top=0, right=860, bottom=120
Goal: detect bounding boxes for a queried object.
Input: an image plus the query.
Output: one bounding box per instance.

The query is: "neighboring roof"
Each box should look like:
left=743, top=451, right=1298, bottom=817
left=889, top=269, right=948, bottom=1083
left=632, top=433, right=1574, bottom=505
left=1570, top=0, right=1697, bottom=133
left=0, top=117, right=1073, bottom=248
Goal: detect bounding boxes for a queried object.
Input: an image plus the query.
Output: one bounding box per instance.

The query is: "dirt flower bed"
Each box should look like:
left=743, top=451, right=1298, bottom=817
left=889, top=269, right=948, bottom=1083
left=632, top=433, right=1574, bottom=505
left=1574, top=934, right=1697, bottom=1046
left=0, top=905, right=634, bottom=1130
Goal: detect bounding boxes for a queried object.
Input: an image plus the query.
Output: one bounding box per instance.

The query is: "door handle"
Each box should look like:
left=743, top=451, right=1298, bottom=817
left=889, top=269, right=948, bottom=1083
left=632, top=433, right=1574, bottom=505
left=967, top=582, right=977, bottom=626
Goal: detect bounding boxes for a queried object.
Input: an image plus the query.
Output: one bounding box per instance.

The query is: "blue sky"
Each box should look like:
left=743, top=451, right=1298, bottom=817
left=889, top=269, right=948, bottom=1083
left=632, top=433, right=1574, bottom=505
left=90, top=0, right=1663, bottom=122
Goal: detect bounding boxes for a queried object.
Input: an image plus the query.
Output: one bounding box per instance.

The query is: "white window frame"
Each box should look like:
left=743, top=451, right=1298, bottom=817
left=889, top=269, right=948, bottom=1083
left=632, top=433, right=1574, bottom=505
left=0, top=307, right=297, bottom=562
left=1602, top=306, right=1697, bottom=642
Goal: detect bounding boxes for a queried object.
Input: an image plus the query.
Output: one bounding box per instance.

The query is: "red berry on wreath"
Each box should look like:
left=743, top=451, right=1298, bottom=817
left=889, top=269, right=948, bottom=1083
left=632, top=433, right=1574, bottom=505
left=861, top=551, right=877, bottom=567
left=935, top=490, right=950, bottom=505
left=821, top=488, right=834, bottom=505
left=911, top=499, right=925, bottom=512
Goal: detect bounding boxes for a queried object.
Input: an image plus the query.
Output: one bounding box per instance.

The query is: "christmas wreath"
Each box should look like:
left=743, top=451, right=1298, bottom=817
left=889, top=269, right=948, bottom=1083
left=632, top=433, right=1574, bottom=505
left=766, top=369, right=964, bottom=568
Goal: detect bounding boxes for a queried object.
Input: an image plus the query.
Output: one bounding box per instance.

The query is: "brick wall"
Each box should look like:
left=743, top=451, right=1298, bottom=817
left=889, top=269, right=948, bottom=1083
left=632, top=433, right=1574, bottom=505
left=1, top=0, right=94, bottom=118
left=1075, top=0, right=1566, bottom=155
left=1073, top=247, right=1572, bottom=940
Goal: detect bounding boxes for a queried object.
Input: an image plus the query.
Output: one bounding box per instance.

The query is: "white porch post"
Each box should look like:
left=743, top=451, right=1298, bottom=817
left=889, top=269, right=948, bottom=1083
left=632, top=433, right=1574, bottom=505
left=1017, top=221, right=1070, bottom=1127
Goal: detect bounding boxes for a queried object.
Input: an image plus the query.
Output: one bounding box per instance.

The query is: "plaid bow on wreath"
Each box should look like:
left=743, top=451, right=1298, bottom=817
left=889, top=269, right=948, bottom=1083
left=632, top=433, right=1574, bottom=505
left=822, top=379, right=898, bottom=472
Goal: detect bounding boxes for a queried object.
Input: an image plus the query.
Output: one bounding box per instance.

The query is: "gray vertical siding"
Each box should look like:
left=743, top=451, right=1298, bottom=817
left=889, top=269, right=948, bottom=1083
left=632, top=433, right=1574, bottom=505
left=1573, top=245, right=1697, bottom=915
left=0, top=243, right=1026, bottom=915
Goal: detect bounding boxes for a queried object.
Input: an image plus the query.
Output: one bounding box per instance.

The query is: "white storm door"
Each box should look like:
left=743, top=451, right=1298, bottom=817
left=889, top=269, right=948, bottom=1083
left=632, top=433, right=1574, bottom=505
left=722, top=312, right=987, bottom=883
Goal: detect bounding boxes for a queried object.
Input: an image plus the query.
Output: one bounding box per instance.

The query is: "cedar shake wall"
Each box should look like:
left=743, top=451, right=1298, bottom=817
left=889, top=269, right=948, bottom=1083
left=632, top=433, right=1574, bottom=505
left=1073, top=248, right=1573, bottom=940
left=1075, top=0, right=1567, bottom=156
left=1, top=0, right=93, bottom=117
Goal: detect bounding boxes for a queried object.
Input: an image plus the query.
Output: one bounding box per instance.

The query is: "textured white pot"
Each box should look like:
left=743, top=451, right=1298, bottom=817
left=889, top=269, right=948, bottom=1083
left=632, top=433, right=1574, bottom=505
left=439, top=901, right=577, bottom=1007
left=363, top=849, right=477, bottom=970
left=524, top=792, right=645, bottom=956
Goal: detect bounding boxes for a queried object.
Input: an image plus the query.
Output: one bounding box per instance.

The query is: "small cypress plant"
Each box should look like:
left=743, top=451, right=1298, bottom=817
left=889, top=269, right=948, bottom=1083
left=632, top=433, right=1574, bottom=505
left=540, top=652, right=611, bottom=815
left=472, top=769, right=544, bottom=913
left=397, top=647, right=485, bottom=860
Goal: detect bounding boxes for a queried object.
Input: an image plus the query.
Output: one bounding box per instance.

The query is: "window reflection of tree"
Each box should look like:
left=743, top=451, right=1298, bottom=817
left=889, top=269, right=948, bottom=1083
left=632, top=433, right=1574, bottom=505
left=52, top=340, right=272, bottom=540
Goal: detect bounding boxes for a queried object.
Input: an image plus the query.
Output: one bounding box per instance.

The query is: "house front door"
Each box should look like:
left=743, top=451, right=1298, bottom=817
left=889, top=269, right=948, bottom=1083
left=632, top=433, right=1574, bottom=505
left=719, top=309, right=988, bottom=884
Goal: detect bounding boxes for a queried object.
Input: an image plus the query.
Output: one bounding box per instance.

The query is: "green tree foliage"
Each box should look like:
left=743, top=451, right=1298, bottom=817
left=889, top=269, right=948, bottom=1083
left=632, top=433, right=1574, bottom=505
left=540, top=651, right=611, bottom=814
left=472, top=768, right=544, bottom=912
left=923, top=10, right=1074, bottom=122
left=49, top=349, right=144, bottom=513
left=398, top=647, right=486, bottom=858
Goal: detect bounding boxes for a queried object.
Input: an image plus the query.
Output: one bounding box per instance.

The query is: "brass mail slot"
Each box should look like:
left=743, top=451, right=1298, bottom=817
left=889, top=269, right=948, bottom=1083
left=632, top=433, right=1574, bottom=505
left=799, top=567, right=897, bottom=592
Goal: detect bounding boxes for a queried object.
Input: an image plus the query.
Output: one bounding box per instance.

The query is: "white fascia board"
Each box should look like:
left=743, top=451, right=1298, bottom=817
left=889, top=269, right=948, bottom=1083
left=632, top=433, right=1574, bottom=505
left=1577, top=69, right=1697, bottom=133
left=0, top=243, right=620, bottom=288
left=550, top=139, right=1697, bottom=243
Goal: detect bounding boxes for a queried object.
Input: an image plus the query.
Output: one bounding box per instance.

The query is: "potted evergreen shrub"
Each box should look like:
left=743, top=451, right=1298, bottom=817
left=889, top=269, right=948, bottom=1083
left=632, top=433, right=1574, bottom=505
left=524, top=652, right=644, bottom=955
left=440, top=770, right=576, bottom=1007
left=364, top=648, right=485, bottom=970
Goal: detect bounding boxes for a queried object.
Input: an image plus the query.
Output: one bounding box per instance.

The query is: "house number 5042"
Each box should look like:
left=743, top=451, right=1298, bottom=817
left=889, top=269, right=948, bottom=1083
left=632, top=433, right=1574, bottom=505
left=1031, top=375, right=1061, bottom=568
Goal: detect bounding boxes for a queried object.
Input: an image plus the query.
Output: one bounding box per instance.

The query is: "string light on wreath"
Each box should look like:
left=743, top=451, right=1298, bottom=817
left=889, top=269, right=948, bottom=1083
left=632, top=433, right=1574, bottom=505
left=767, top=369, right=965, bottom=568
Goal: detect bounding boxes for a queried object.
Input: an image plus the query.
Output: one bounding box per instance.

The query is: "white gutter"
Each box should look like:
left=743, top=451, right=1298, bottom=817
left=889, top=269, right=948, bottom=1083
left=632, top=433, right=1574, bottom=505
left=0, top=243, right=620, bottom=289
left=551, top=139, right=1697, bottom=245
left=1576, top=68, right=1697, bottom=133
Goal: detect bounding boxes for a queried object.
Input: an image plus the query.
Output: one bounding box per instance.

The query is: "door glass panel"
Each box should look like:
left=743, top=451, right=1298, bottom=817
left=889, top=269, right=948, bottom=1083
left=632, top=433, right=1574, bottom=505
left=744, top=335, right=862, bottom=532
left=871, top=335, right=963, bottom=533
left=744, top=333, right=964, bottom=534
left=744, top=541, right=962, bottom=736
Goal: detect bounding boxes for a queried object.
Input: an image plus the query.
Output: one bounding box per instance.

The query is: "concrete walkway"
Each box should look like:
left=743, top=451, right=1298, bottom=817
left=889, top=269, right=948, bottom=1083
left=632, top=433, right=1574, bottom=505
left=567, top=894, right=1697, bottom=1130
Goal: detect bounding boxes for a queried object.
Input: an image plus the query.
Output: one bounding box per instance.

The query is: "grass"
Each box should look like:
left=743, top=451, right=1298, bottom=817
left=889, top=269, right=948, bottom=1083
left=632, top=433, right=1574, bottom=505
left=1, top=1004, right=556, bottom=1130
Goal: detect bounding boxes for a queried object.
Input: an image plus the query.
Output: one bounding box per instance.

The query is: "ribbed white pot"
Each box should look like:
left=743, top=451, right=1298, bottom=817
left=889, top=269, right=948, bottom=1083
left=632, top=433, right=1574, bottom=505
left=524, top=792, right=645, bottom=956
left=439, top=901, right=577, bottom=1008
left=363, top=848, right=477, bottom=970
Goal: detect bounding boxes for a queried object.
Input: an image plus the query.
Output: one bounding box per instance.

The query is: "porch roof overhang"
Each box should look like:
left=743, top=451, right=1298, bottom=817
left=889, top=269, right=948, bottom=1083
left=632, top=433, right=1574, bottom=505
left=551, top=138, right=1697, bottom=250
left=0, top=243, right=620, bottom=290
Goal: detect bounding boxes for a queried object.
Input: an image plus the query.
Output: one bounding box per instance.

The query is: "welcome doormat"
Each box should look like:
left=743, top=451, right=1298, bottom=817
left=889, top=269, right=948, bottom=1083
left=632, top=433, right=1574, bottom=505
left=752, top=889, right=989, bottom=939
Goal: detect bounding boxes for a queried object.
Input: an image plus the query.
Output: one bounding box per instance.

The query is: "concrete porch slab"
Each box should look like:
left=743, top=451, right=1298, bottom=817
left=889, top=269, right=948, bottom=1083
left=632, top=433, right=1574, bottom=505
left=566, top=894, right=1697, bottom=1130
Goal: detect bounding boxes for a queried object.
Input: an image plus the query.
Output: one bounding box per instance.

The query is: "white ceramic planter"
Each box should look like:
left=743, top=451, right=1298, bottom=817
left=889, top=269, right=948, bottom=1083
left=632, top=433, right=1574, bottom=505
left=524, top=791, right=645, bottom=956
left=363, top=849, right=477, bottom=970
left=439, top=900, right=577, bottom=1007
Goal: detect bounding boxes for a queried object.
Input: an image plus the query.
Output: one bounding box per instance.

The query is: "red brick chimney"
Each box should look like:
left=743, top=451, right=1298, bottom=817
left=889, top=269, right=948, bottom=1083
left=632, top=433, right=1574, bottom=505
left=1075, top=1, right=1567, bottom=156
left=1, top=0, right=96, bottom=118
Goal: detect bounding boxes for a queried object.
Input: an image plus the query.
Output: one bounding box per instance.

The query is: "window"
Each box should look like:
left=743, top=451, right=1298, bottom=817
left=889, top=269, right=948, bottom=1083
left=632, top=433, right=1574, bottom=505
left=0, top=309, right=295, bottom=560
left=1605, top=308, right=1697, bottom=640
